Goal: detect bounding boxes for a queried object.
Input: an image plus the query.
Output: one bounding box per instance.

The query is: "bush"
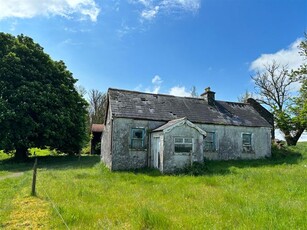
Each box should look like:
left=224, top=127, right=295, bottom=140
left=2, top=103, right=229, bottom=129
left=81, top=144, right=91, bottom=155
left=178, top=162, right=209, bottom=176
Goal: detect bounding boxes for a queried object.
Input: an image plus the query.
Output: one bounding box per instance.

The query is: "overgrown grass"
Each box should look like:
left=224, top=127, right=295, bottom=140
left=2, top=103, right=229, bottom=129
left=0, top=143, right=306, bottom=229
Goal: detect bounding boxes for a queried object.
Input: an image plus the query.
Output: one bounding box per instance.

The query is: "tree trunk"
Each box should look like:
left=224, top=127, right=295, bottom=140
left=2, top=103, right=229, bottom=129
left=283, top=128, right=305, bottom=146
left=284, top=135, right=297, bottom=146
left=14, top=147, right=29, bottom=162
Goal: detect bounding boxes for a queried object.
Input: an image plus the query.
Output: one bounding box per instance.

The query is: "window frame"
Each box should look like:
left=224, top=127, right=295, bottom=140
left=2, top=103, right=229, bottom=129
left=130, top=128, right=146, bottom=150
left=204, top=131, right=216, bottom=152
left=242, top=133, right=253, bottom=153
left=174, top=137, right=194, bottom=154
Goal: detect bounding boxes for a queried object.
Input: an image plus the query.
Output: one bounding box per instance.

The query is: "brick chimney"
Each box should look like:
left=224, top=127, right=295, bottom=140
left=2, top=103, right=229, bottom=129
left=201, top=87, right=215, bottom=105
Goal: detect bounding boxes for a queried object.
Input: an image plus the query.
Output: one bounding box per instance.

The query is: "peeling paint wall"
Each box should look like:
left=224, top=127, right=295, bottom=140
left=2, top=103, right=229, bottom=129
left=111, top=118, right=164, bottom=170
left=101, top=106, right=113, bottom=169
left=199, top=124, right=271, bottom=160
left=158, top=123, right=271, bottom=172
left=161, top=124, right=204, bottom=173
left=102, top=117, right=271, bottom=172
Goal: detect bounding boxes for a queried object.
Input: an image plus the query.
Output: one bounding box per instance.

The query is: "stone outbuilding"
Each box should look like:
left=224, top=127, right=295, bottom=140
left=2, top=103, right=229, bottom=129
left=91, top=124, right=104, bottom=154
left=101, top=88, right=273, bottom=173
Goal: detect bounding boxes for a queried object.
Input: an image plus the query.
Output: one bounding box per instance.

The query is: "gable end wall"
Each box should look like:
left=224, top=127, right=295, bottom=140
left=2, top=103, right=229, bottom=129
left=101, top=105, right=113, bottom=168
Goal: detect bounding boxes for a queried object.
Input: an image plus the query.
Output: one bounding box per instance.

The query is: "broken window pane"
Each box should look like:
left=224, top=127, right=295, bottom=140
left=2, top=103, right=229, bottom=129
left=204, top=132, right=215, bottom=152
left=133, top=130, right=143, bottom=139
left=131, top=128, right=145, bottom=149
left=242, top=133, right=252, bottom=152
left=243, top=134, right=251, bottom=145
left=184, top=138, right=192, bottom=143
left=174, top=137, right=193, bottom=153
left=174, top=137, right=184, bottom=143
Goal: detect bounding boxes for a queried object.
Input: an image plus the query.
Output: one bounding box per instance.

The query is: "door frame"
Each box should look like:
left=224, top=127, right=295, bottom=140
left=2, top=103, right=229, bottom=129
left=153, top=136, right=160, bottom=169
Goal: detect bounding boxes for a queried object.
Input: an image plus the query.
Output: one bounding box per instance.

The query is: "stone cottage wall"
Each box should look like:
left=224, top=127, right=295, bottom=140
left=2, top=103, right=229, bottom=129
left=198, top=124, right=271, bottom=160
left=111, top=118, right=164, bottom=170
left=101, top=107, right=113, bottom=168
left=162, top=124, right=204, bottom=173
left=102, top=117, right=271, bottom=172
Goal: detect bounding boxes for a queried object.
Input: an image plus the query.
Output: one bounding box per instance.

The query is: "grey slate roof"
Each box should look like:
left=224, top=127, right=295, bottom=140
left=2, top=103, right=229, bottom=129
left=108, top=88, right=272, bottom=128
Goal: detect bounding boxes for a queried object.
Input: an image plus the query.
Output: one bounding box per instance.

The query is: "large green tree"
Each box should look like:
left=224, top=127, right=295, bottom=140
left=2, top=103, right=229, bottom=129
left=0, top=33, right=88, bottom=160
left=288, top=34, right=307, bottom=144
left=252, top=35, right=307, bottom=146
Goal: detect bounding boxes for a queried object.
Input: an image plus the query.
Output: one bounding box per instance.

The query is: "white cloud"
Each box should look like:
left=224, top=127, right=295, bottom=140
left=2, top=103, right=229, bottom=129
left=250, top=38, right=304, bottom=72
left=145, top=75, right=163, bottom=94
left=60, top=38, right=83, bottom=46
left=275, top=129, right=307, bottom=142
left=134, top=84, right=143, bottom=91
left=146, top=85, right=160, bottom=94
left=141, top=6, right=159, bottom=20
left=0, top=0, right=100, bottom=22
left=134, top=0, right=152, bottom=7
left=135, top=75, right=191, bottom=97
left=161, top=0, right=200, bottom=12
left=250, top=38, right=305, bottom=92
left=152, top=75, right=163, bottom=84
left=117, top=24, right=137, bottom=38
left=9, top=20, right=18, bottom=31
left=169, top=86, right=190, bottom=97
left=132, top=0, right=200, bottom=20
left=300, top=132, right=307, bottom=142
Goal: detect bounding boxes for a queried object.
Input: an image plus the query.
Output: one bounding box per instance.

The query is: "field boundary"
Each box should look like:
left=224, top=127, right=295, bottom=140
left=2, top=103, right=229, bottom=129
left=40, top=180, right=70, bottom=230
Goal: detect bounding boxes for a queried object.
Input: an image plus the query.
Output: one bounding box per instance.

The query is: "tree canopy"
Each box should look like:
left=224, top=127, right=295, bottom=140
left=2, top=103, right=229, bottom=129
left=252, top=35, right=307, bottom=146
left=0, top=33, right=88, bottom=160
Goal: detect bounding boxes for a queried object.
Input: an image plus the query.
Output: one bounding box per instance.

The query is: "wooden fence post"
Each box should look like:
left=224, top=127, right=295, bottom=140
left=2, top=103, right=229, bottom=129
left=31, top=158, right=38, bottom=196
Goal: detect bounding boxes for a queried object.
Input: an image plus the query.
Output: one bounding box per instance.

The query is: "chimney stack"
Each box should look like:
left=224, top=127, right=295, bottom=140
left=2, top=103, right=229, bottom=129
left=201, top=87, right=215, bottom=105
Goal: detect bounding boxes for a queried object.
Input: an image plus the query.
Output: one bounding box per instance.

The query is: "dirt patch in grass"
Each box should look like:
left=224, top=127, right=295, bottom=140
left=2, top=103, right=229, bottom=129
left=0, top=172, right=24, bottom=181
left=3, top=195, right=50, bottom=229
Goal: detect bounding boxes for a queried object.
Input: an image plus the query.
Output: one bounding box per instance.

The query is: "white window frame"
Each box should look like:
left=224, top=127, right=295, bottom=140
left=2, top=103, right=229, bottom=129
left=174, top=137, right=194, bottom=154
left=242, top=133, right=253, bottom=153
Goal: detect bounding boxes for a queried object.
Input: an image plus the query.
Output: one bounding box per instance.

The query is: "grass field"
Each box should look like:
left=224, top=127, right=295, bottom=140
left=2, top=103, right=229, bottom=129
left=0, top=144, right=306, bottom=229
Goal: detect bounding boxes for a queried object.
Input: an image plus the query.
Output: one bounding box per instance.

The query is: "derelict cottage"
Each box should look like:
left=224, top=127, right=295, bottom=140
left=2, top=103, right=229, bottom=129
left=101, top=87, right=273, bottom=173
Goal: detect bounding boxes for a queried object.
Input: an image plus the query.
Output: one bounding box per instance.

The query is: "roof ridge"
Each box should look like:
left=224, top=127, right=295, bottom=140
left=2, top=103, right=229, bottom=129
left=108, top=88, right=190, bottom=99
left=108, top=88, right=250, bottom=105
left=219, top=100, right=250, bottom=105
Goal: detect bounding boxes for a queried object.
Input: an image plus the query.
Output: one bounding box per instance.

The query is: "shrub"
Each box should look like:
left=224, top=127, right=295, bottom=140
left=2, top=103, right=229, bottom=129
left=178, top=162, right=209, bottom=176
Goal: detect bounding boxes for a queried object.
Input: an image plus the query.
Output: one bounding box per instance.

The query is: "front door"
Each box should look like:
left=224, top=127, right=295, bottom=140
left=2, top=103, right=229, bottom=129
left=153, top=137, right=160, bottom=169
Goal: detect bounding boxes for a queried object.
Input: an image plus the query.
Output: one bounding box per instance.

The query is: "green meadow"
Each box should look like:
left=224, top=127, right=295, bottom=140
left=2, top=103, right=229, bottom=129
left=0, top=143, right=306, bottom=229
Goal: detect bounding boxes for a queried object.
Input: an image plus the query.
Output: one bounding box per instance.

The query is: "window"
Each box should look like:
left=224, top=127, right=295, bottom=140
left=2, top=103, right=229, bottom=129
left=130, top=128, right=145, bottom=149
left=174, top=137, right=193, bottom=153
left=242, top=133, right=252, bottom=152
left=204, top=132, right=216, bottom=152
